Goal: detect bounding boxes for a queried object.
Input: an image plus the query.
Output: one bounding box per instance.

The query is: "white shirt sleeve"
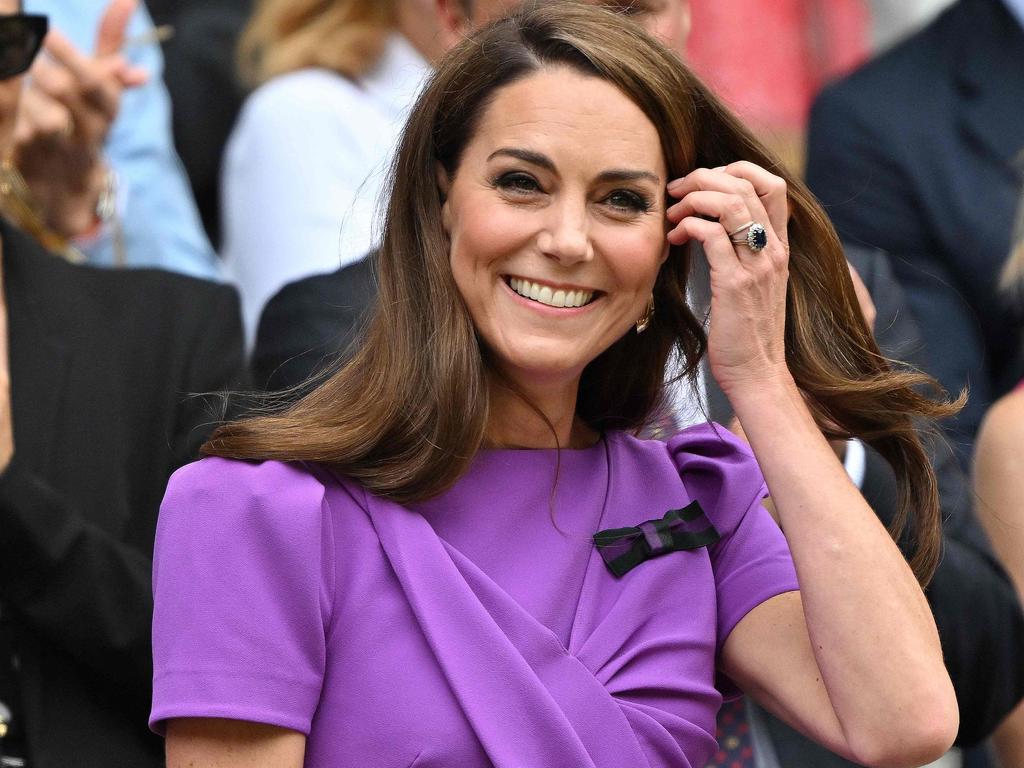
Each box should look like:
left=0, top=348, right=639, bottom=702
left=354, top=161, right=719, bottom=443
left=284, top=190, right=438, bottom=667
left=843, top=437, right=867, bottom=489
left=221, top=71, right=396, bottom=343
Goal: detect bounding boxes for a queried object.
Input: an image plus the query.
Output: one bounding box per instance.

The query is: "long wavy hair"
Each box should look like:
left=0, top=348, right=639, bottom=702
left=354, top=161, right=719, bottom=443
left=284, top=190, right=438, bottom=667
left=208, top=1, right=959, bottom=584
left=237, top=0, right=394, bottom=87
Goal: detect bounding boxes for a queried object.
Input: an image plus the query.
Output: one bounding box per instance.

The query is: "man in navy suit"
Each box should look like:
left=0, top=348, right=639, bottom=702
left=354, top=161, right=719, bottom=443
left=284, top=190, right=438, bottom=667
left=806, top=0, right=1024, bottom=467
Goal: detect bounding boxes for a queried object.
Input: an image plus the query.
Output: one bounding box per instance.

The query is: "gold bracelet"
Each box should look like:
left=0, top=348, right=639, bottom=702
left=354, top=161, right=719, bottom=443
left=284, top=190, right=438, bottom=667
left=0, top=159, right=85, bottom=263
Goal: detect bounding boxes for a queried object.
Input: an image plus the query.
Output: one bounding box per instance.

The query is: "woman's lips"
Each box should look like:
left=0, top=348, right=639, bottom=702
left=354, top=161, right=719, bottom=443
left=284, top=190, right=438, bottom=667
left=504, top=276, right=598, bottom=308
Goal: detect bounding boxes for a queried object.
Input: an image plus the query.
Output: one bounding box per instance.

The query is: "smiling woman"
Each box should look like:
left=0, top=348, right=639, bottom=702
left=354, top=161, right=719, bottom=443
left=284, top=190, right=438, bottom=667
left=152, top=4, right=959, bottom=768
left=440, top=67, right=669, bottom=447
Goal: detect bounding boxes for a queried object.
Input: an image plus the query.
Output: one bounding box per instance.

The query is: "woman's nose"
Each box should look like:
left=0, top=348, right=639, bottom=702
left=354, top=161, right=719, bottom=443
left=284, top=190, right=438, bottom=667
left=537, top=202, right=593, bottom=265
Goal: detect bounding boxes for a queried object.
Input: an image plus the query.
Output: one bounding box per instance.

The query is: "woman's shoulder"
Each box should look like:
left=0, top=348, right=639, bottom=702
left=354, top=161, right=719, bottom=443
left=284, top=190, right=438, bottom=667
left=611, top=422, right=759, bottom=475
left=978, top=387, right=1024, bottom=451
left=227, top=68, right=388, bottom=171
left=611, top=423, right=767, bottom=531
left=167, top=454, right=323, bottom=495
left=162, top=456, right=366, bottom=531
left=238, top=68, right=375, bottom=125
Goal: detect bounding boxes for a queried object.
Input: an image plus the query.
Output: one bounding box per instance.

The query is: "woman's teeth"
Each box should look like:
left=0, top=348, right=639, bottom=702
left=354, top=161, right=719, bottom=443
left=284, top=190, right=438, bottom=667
left=508, top=277, right=594, bottom=308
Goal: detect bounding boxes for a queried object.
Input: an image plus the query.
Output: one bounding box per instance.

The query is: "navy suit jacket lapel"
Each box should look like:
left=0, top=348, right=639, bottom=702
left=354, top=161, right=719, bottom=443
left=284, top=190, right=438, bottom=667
left=955, top=0, right=1024, bottom=180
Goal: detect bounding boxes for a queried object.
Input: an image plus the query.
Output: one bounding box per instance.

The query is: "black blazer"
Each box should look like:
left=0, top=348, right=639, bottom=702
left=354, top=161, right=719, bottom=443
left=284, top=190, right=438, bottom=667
left=806, top=0, right=1024, bottom=462
left=253, top=254, right=375, bottom=392
left=0, top=220, right=245, bottom=767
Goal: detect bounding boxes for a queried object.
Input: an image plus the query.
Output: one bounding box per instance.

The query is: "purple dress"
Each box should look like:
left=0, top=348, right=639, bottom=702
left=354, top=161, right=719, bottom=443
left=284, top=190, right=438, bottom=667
left=150, top=423, right=797, bottom=767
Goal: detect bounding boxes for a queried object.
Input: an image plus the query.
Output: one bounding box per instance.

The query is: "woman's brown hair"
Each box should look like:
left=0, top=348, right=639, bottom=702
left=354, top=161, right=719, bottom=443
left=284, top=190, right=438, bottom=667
left=208, top=1, right=959, bottom=584
left=237, top=0, right=394, bottom=88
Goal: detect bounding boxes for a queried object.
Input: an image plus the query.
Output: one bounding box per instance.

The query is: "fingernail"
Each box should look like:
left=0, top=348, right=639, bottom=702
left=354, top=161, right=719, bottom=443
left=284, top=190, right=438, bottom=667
left=667, top=178, right=684, bottom=194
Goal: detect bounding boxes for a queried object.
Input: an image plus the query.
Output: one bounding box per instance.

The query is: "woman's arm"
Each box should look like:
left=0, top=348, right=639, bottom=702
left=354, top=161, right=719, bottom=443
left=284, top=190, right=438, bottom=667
left=721, top=380, right=956, bottom=767
left=667, top=161, right=957, bottom=767
left=975, top=390, right=1024, bottom=601
left=166, top=718, right=306, bottom=768
left=974, top=389, right=1024, bottom=765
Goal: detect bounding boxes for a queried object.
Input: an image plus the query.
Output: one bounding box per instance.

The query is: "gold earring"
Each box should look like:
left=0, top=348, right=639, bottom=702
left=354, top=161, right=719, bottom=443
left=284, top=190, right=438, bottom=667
left=635, top=294, right=654, bottom=333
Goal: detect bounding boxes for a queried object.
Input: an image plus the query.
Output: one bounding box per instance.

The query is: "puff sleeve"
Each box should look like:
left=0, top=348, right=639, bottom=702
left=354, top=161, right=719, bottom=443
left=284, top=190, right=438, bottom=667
left=149, top=457, right=336, bottom=735
left=667, top=423, right=799, bottom=651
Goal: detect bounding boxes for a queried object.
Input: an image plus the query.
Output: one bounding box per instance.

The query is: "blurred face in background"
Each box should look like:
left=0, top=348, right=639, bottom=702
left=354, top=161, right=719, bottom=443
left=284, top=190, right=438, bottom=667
left=465, top=0, right=691, bottom=54
left=608, top=0, right=691, bottom=54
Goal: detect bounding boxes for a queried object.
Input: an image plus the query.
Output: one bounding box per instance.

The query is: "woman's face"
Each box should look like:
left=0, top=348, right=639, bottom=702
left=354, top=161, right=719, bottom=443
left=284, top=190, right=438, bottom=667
left=441, top=67, right=669, bottom=389
left=599, top=0, right=691, bottom=55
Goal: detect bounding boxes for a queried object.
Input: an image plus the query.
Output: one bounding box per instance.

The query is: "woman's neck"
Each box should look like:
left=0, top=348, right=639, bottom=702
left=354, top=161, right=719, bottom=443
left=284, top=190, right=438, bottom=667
left=484, top=370, right=599, bottom=450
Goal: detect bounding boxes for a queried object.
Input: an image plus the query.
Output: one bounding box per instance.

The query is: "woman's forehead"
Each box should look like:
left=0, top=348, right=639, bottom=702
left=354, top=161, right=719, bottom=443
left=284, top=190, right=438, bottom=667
left=468, top=69, right=666, bottom=176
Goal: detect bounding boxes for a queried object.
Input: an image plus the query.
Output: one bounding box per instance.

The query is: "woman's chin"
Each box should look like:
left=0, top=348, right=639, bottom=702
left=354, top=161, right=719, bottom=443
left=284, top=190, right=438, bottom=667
left=491, top=348, right=590, bottom=389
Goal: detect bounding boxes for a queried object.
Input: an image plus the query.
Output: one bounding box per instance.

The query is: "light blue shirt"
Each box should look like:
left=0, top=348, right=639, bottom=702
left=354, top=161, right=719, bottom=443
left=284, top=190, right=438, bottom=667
left=1006, top=0, right=1024, bottom=30
left=25, top=0, right=220, bottom=280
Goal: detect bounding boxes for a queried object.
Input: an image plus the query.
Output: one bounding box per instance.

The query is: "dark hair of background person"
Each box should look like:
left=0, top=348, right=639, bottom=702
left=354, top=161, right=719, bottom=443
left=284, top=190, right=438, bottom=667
left=204, top=2, right=959, bottom=584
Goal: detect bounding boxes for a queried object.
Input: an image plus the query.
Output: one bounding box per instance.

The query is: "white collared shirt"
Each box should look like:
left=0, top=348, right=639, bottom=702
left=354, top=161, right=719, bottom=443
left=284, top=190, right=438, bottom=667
left=222, top=34, right=431, bottom=342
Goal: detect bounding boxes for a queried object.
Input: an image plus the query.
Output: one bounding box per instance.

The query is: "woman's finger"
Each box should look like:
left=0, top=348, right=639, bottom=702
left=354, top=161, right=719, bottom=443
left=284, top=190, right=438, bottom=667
left=669, top=164, right=789, bottom=251
left=41, top=30, right=120, bottom=120
left=668, top=168, right=773, bottom=236
left=30, top=53, right=111, bottom=146
left=666, top=190, right=762, bottom=240
left=668, top=216, right=745, bottom=276
left=15, top=85, right=73, bottom=145
left=667, top=188, right=783, bottom=266
left=94, top=0, right=138, bottom=59
left=719, top=161, right=790, bottom=249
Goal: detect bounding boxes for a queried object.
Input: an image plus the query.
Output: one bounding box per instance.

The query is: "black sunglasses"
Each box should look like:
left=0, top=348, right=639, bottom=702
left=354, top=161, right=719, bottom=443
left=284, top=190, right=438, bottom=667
left=0, top=14, right=46, bottom=80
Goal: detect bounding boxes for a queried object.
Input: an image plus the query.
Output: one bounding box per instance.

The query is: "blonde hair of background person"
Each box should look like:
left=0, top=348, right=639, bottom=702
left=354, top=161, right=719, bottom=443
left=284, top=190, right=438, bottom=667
left=975, top=193, right=1024, bottom=768
left=238, top=0, right=393, bottom=86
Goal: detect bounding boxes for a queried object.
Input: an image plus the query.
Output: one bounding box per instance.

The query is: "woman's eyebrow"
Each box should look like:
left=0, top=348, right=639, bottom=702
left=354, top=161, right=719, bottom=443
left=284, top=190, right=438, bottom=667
left=487, top=147, right=556, bottom=172
left=595, top=169, right=661, bottom=185
left=486, top=148, right=660, bottom=185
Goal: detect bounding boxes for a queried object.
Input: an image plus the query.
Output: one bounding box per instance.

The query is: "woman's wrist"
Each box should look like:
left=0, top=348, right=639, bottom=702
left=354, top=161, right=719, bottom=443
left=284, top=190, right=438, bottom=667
left=47, top=161, right=110, bottom=238
left=721, top=367, right=800, bottom=415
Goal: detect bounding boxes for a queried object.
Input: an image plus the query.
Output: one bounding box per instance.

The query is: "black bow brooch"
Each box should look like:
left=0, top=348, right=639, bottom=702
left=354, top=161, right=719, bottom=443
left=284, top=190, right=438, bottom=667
left=593, top=501, right=720, bottom=578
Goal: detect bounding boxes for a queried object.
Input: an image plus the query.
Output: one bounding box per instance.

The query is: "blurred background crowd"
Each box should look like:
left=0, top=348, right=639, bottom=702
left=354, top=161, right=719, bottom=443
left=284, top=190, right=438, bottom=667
left=0, top=0, right=1023, bottom=767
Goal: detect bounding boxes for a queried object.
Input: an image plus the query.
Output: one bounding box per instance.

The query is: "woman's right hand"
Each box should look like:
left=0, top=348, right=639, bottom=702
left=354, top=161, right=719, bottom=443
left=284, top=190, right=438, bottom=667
left=664, top=161, right=793, bottom=400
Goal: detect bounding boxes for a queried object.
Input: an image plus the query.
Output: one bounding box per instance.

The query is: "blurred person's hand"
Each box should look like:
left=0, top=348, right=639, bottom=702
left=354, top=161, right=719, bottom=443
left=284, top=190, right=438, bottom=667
left=12, top=0, right=147, bottom=239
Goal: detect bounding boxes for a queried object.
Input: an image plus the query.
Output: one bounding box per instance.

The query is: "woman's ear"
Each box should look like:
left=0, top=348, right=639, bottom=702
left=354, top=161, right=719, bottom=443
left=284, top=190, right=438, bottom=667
left=435, top=0, right=473, bottom=50
left=436, top=163, right=451, bottom=233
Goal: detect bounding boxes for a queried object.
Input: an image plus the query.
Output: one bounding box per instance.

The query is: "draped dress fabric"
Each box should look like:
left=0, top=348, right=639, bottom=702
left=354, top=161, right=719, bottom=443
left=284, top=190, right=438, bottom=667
left=150, top=423, right=798, bottom=767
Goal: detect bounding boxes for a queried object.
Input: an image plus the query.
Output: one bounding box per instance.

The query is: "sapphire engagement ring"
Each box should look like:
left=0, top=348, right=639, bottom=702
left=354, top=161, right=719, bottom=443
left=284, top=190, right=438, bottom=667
left=727, top=221, right=768, bottom=252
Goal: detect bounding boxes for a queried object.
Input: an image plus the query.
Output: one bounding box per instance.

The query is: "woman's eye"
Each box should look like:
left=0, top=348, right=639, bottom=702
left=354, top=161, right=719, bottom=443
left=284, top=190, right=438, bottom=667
left=495, top=173, right=541, bottom=195
left=604, top=189, right=652, bottom=213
